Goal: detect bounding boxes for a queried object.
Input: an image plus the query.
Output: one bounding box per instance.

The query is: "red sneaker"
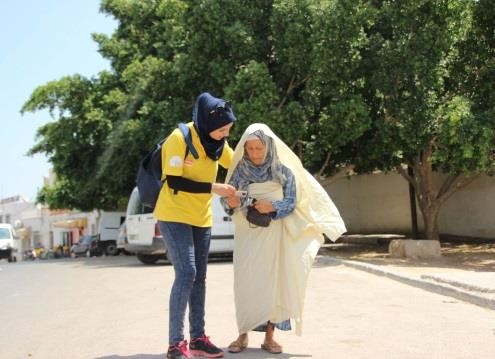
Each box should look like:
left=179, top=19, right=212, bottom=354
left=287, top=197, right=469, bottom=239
left=167, top=340, right=191, bottom=359
left=189, top=335, right=224, bottom=358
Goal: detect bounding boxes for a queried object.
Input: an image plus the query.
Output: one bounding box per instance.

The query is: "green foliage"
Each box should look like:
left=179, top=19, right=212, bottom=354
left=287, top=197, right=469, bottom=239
left=225, top=61, right=279, bottom=140
left=327, top=0, right=494, bottom=239
left=302, top=0, right=375, bottom=172
left=270, top=0, right=315, bottom=80
left=453, top=0, right=495, bottom=174
left=36, top=178, right=77, bottom=210
left=435, top=96, right=494, bottom=174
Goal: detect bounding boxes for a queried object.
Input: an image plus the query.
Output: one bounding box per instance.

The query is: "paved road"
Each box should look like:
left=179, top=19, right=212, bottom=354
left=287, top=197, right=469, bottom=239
left=1, top=256, right=494, bottom=359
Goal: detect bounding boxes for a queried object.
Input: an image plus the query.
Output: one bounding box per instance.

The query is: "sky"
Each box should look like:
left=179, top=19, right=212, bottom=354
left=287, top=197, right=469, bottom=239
left=0, top=1, right=117, bottom=201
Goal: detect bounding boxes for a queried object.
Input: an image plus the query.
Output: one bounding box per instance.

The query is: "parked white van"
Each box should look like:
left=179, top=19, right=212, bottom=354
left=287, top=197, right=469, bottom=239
left=0, top=223, right=19, bottom=262
left=125, top=187, right=234, bottom=264
left=98, top=211, right=126, bottom=255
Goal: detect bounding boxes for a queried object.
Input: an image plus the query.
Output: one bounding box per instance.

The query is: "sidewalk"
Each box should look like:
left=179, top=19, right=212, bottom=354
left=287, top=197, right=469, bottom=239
left=318, top=237, right=495, bottom=310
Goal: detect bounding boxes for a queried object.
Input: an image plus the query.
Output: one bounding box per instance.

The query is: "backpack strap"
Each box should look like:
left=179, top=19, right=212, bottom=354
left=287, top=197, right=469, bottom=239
left=178, top=123, right=199, bottom=159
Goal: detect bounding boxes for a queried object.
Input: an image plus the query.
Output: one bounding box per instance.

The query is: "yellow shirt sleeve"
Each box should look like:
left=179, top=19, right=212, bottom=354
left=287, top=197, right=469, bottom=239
left=161, top=129, right=186, bottom=179
left=219, top=141, right=234, bottom=169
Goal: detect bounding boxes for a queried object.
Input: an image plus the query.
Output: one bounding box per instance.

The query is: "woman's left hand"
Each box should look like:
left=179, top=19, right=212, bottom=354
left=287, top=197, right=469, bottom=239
left=253, top=199, right=275, bottom=214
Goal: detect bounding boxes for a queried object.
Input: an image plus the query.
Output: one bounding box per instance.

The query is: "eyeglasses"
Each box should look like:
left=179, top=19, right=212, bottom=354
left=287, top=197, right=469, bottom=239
left=209, top=101, right=232, bottom=116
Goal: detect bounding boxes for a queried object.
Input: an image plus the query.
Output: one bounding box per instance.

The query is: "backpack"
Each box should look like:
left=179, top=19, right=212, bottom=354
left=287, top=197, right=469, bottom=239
left=137, top=123, right=199, bottom=209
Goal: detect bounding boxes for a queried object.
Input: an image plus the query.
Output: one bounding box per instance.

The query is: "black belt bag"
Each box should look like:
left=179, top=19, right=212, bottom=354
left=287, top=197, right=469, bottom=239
left=246, top=204, right=274, bottom=227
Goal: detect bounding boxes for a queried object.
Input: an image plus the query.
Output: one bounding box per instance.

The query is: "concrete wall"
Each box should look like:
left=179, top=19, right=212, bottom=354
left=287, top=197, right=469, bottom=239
left=437, top=174, right=495, bottom=238
left=326, top=172, right=414, bottom=234
left=326, top=172, right=495, bottom=239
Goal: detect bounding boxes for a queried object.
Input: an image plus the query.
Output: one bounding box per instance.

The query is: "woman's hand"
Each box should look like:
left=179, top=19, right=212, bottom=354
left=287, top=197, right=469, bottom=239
left=253, top=199, right=275, bottom=214
left=212, top=183, right=236, bottom=197
left=226, top=195, right=241, bottom=209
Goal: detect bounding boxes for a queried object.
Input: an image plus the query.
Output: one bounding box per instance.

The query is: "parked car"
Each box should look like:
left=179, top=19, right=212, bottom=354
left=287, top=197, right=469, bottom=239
left=125, top=187, right=234, bottom=265
left=0, top=223, right=19, bottom=262
left=71, top=235, right=101, bottom=258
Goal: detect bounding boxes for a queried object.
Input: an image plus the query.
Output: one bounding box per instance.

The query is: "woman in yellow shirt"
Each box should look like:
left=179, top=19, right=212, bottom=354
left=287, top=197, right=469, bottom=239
left=154, top=92, right=236, bottom=359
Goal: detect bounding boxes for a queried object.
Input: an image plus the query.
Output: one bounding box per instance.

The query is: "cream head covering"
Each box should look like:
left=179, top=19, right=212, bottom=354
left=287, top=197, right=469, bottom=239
left=226, top=123, right=346, bottom=241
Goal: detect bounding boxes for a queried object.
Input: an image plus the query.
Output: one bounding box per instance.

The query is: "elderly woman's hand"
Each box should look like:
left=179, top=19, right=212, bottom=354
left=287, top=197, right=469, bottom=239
left=253, top=199, right=275, bottom=214
left=226, top=195, right=241, bottom=209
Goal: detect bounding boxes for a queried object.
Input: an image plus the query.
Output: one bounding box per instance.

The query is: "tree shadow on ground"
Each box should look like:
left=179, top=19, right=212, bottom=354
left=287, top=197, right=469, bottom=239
left=319, top=236, right=495, bottom=272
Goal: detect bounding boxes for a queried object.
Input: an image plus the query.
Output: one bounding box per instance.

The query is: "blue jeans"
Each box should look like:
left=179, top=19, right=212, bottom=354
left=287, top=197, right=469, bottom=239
left=159, top=221, right=211, bottom=345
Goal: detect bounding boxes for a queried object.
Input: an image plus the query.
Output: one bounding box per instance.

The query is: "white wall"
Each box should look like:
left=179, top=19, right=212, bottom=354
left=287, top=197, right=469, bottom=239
left=437, top=174, right=495, bottom=238
left=326, top=172, right=495, bottom=239
left=326, top=172, right=414, bottom=234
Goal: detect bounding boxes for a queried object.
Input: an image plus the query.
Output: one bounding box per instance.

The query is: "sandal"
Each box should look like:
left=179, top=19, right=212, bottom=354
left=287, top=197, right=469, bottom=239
left=261, top=340, right=283, bottom=354
left=228, top=336, right=248, bottom=353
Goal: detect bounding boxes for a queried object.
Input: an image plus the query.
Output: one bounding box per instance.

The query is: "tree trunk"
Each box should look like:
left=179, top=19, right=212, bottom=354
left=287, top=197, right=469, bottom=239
left=397, top=145, right=442, bottom=240
left=418, top=202, right=440, bottom=241
left=397, top=144, right=479, bottom=241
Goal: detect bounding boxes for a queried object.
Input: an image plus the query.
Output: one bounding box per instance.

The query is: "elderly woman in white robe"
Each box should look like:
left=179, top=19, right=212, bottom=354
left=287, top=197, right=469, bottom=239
left=222, top=123, right=346, bottom=354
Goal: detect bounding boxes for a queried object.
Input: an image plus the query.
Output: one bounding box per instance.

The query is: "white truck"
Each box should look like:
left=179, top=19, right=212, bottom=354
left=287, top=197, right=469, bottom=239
left=97, top=211, right=126, bottom=256
left=0, top=223, right=19, bottom=262
left=125, top=187, right=234, bottom=265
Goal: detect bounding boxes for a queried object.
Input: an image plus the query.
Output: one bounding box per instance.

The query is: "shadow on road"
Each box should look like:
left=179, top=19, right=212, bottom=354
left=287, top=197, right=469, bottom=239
left=96, top=355, right=164, bottom=359
left=96, top=350, right=312, bottom=359
left=313, top=255, right=342, bottom=268
left=22, top=255, right=233, bottom=270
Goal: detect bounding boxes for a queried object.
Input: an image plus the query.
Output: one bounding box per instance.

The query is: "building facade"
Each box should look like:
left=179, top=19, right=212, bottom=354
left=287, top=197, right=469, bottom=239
left=0, top=196, right=107, bottom=260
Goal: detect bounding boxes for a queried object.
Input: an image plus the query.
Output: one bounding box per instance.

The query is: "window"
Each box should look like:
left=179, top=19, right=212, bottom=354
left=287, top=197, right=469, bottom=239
left=5, top=214, right=10, bottom=224
left=126, top=189, right=143, bottom=215
left=0, top=228, right=10, bottom=239
left=62, top=231, right=74, bottom=247
left=143, top=205, right=153, bottom=214
left=33, top=231, right=41, bottom=245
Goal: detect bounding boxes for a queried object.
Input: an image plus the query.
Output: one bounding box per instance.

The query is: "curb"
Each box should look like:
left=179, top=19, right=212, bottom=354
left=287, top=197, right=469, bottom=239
left=317, top=256, right=495, bottom=311
left=420, top=275, right=495, bottom=294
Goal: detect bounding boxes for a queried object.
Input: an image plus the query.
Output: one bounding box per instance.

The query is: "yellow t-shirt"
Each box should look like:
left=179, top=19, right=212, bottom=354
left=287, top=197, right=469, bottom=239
left=153, top=122, right=233, bottom=227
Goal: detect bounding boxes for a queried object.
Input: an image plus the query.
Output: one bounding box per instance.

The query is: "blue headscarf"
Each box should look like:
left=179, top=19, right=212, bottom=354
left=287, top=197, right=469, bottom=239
left=235, top=130, right=287, bottom=191
left=192, top=92, right=236, bottom=160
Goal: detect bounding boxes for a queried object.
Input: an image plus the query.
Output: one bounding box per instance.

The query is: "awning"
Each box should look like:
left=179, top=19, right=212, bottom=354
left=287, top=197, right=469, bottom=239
left=51, top=218, right=88, bottom=228
left=15, top=227, right=31, bottom=240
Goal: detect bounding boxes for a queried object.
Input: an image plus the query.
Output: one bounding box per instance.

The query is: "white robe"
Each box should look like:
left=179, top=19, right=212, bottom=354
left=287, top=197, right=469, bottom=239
left=226, top=123, right=346, bottom=335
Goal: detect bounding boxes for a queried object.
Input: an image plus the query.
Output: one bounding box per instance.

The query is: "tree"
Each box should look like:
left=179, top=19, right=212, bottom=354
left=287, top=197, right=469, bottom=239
left=302, top=0, right=375, bottom=183
left=322, top=0, right=494, bottom=240
left=373, top=0, right=494, bottom=240
left=22, top=0, right=371, bottom=210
